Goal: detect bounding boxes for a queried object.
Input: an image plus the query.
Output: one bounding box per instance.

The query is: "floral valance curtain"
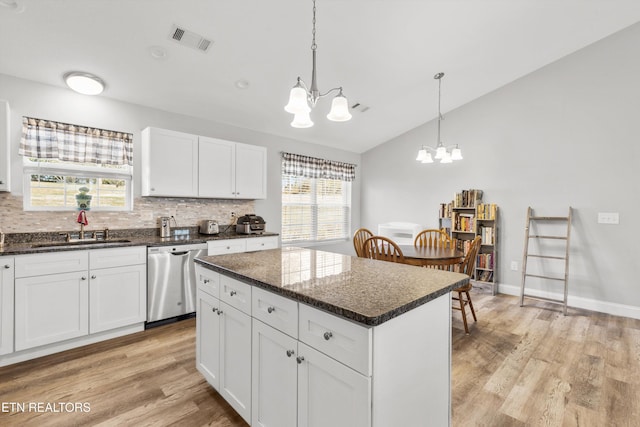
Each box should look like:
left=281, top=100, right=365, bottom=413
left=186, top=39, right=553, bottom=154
left=281, top=152, right=356, bottom=182
left=19, top=117, right=133, bottom=166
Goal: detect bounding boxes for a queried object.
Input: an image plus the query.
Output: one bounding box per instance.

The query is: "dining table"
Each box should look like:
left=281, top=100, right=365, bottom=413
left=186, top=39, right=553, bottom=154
left=398, top=245, right=465, bottom=270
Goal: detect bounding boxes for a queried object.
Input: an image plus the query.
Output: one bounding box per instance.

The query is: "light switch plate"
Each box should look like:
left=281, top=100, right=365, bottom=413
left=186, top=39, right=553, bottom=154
left=510, top=261, right=518, bottom=271
left=598, top=212, right=619, bottom=224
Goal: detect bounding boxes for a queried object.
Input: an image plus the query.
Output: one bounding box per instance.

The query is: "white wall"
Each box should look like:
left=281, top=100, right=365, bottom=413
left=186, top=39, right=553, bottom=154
left=0, top=73, right=361, bottom=253
left=361, top=23, right=640, bottom=317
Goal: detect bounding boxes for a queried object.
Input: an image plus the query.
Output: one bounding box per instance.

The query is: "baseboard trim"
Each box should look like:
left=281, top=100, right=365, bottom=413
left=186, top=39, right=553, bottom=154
left=497, top=283, right=640, bottom=320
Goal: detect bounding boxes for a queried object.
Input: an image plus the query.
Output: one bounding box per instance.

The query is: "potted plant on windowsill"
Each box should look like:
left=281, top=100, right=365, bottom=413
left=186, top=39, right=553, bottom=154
left=75, top=186, right=92, bottom=210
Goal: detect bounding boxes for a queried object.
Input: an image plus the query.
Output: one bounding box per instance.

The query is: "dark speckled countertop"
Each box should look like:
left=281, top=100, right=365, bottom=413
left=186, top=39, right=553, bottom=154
left=0, top=227, right=279, bottom=256
left=195, top=247, right=469, bottom=327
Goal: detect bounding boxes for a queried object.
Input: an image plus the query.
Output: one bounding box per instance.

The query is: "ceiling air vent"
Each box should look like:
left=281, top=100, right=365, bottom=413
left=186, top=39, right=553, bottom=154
left=351, top=103, right=370, bottom=113
left=169, top=25, right=213, bottom=53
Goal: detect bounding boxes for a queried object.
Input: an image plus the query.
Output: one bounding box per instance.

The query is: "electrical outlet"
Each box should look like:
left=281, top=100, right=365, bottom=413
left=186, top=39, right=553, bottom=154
left=510, top=261, right=518, bottom=271
left=230, top=211, right=236, bottom=218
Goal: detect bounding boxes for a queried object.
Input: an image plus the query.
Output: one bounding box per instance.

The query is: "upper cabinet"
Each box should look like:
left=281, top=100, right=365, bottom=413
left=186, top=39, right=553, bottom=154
left=141, top=127, right=266, bottom=199
left=0, top=100, right=10, bottom=192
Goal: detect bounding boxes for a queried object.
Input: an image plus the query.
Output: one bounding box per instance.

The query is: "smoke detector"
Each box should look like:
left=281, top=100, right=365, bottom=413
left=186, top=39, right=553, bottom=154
left=169, top=25, right=213, bottom=53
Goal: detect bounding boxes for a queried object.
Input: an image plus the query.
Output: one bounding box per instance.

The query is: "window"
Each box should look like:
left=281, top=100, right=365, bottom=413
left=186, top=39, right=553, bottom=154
left=281, top=152, right=355, bottom=245
left=19, top=117, right=133, bottom=211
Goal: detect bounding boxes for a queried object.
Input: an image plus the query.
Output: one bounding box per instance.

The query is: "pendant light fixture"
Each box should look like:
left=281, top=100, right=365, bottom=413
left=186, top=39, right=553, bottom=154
left=284, top=0, right=352, bottom=128
left=416, top=72, right=462, bottom=164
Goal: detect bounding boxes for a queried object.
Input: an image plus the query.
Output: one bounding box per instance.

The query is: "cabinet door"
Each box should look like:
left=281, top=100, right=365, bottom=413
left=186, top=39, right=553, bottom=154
left=15, top=272, right=89, bottom=351
left=196, top=290, right=221, bottom=389
left=235, top=142, right=267, bottom=199
left=297, top=342, right=371, bottom=427
left=141, top=127, right=199, bottom=197
left=89, top=264, right=146, bottom=334
left=219, top=301, right=252, bottom=424
left=252, top=319, right=298, bottom=427
left=198, top=136, right=235, bottom=198
left=0, top=258, right=14, bottom=355
left=0, top=100, right=10, bottom=192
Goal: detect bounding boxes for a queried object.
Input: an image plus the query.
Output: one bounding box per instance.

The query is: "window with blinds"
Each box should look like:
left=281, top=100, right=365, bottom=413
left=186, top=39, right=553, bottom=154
left=282, top=174, right=351, bottom=244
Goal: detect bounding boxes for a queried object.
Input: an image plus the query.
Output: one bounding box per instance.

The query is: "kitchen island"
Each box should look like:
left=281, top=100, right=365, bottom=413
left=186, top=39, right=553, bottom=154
left=194, top=246, right=468, bottom=427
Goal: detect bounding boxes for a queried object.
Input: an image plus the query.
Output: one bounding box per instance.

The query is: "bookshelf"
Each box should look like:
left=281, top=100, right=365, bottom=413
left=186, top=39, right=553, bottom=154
left=439, top=189, right=498, bottom=295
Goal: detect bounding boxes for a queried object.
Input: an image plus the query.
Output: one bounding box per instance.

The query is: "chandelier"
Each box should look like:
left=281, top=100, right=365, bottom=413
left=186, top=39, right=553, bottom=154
left=416, top=72, right=462, bottom=164
left=284, top=0, right=352, bottom=128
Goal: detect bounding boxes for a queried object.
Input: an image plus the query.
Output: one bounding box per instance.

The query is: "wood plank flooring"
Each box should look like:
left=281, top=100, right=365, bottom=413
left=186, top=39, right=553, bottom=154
left=1, top=292, right=639, bottom=426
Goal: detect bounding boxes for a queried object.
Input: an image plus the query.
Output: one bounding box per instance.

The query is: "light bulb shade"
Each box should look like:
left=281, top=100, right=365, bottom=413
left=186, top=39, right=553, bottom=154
left=421, top=152, right=434, bottom=163
left=416, top=149, right=427, bottom=161
left=284, top=86, right=310, bottom=114
left=291, top=111, right=314, bottom=128
left=326, top=93, right=352, bottom=122
left=64, top=72, right=104, bottom=95
left=451, top=147, right=463, bottom=160
left=440, top=151, right=453, bottom=164
left=435, top=145, right=447, bottom=159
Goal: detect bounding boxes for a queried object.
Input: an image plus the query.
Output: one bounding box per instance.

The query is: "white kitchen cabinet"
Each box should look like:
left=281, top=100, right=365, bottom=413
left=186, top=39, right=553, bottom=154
left=0, top=258, right=14, bottom=355
left=207, top=235, right=279, bottom=256
left=0, top=100, right=10, bottom=192
left=12, top=247, right=147, bottom=352
left=198, top=137, right=267, bottom=199
left=196, top=270, right=252, bottom=424
left=297, top=342, right=371, bottom=427
left=141, top=127, right=199, bottom=197
left=142, top=127, right=267, bottom=199
left=15, top=271, right=89, bottom=351
left=252, top=319, right=298, bottom=427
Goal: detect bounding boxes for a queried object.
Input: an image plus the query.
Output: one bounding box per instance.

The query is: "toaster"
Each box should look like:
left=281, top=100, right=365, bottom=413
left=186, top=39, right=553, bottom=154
left=236, top=214, right=266, bottom=234
left=199, top=220, right=219, bottom=235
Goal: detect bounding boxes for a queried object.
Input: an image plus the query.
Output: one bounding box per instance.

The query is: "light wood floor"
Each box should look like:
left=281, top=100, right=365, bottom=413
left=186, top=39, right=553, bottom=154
left=1, top=292, right=639, bottom=426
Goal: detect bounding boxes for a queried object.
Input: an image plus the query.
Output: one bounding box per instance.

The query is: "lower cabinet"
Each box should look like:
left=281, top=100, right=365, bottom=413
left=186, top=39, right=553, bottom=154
left=0, top=258, right=15, bottom=355
left=13, top=247, right=147, bottom=353
left=196, top=284, right=252, bottom=424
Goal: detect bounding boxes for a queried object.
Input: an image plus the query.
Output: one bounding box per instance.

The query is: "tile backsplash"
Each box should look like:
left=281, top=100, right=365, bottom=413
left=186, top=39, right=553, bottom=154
left=0, top=193, right=255, bottom=233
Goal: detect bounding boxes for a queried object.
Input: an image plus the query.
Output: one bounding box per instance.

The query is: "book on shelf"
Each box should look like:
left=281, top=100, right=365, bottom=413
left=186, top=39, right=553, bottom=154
left=453, top=212, right=475, bottom=232
left=439, top=202, right=452, bottom=219
left=476, top=253, right=494, bottom=270
left=455, top=239, right=473, bottom=255
left=476, top=270, right=493, bottom=282
left=477, top=203, right=498, bottom=220
left=478, top=226, right=494, bottom=245
left=453, top=189, right=483, bottom=208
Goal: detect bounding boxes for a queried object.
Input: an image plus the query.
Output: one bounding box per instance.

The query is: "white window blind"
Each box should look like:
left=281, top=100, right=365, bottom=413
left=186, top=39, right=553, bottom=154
left=281, top=174, right=351, bottom=244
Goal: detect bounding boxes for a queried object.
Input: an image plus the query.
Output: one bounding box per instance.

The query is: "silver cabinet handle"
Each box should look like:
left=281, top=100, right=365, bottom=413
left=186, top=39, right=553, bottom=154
left=267, top=306, right=275, bottom=314
left=3, top=265, right=9, bottom=269
left=91, top=275, right=96, bottom=279
left=204, top=279, right=210, bottom=284
left=230, top=290, right=237, bottom=296
left=226, top=246, right=231, bottom=250
left=81, top=276, right=87, bottom=280
left=217, top=310, right=223, bottom=316
left=151, top=187, right=155, bottom=191
left=296, top=356, right=305, bottom=364
left=212, top=307, right=218, bottom=314
left=323, top=331, right=333, bottom=341
left=286, top=349, right=295, bottom=357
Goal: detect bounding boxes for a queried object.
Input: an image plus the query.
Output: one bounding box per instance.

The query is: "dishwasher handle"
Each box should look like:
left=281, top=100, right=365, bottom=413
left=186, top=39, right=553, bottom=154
left=170, top=251, right=189, bottom=256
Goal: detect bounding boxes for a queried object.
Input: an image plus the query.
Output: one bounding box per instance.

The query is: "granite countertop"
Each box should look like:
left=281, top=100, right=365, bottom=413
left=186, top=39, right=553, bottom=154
left=195, top=247, right=469, bottom=327
left=0, top=228, right=279, bottom=256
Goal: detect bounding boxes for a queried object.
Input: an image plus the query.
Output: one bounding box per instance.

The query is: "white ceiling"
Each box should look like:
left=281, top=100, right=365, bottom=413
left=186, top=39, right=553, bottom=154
left=1, top=0, right=639, bottom=153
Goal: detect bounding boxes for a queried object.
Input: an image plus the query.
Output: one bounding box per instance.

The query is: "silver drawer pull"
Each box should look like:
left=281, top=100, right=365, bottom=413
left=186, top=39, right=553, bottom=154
left=323, top=331, right=333, bottom=341
left=3, top=265, right=9, bottom=269
left=296, top=356, right=305, bottom=364
left=230, top=290, right=237, bottom=296
left=217, top=310, right=223, bottom=316
left=81, top=276, right=87, bottom=280
left=212, top=307, right=218, bottom=314
left=226, top=246, right=231, bottom=250
left=267, top=306, right=275, bottom=314
left=204, top=279, right=210, bottom=284
left=286, top=349, right=295, bottom=357
left=91, top=275, right=97, bottom=279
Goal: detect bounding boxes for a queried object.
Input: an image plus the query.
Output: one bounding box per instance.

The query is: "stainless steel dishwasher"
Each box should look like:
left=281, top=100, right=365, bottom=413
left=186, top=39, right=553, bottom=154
left=147, top=243, right=207, bottom=325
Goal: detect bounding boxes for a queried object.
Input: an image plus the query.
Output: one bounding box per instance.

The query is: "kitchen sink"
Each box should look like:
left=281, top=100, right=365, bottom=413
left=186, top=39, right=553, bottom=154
left=31, top=239, right=132, bottom=249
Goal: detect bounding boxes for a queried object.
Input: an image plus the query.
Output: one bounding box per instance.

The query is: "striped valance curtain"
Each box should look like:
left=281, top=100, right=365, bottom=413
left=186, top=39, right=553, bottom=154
left=281, top=152, right=356, bottom=182
left=19, top=117, right=133, bottom=166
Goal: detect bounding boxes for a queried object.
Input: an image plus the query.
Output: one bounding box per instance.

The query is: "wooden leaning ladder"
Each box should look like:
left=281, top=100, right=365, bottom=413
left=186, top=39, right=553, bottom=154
left=519, top=207, right=572, bottom=315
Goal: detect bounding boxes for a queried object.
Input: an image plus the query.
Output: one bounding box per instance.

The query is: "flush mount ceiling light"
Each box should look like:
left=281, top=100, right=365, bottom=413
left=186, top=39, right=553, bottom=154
left=284, top=0, right=352, bottom=128
left=63, top=72, right=105, bottom=95
left=416, top=72, right=462, bottom=164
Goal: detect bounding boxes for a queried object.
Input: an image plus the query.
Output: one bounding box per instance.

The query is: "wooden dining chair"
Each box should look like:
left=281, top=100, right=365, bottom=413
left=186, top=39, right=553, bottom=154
left=453, top=236, right=482, bottom=335
left=414, top=228, right=452, bottom=249
left=353, top=227, right=374, bottom=257
left=362, top=236, right=405, bottom=264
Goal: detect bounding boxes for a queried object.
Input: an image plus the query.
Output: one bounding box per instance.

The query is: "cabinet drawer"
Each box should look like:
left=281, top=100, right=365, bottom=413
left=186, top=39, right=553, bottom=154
left=15, top=251, right=88, bottom=278
left=196, top=264, right=220, bottom=297
left=252, top=287, right=298, bottom=338
left=299, top=304, right=372, bottom=376
left=207, top=239, right=246, bottom=256
left=245, top=236, right=278, bottom=252
left=89, top=246, right=146, bottom=269
left=220, top=275, right=251, bottom=315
